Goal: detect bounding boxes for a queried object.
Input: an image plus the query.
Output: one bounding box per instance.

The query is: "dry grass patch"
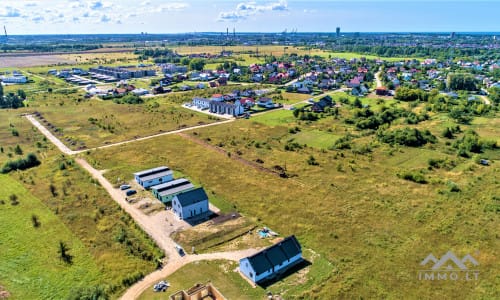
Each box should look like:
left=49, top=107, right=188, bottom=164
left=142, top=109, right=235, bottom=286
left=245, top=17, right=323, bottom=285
left=171, top=217, right=260, bottom=253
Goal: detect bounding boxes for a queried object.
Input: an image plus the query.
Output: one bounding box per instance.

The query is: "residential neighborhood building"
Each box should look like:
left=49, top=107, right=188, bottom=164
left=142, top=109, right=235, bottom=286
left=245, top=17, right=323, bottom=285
left=151, top=178, right=195, bottom=204
left=257, top=97, right=274, bottom=108
left=134, top=166, right=173, bottom=189
left=1, top=75, right=27, bottom=84
left=172, top=187, right=210, bottom=220
left=192, top=97, right=211, bottom=109
left=209, top=100, right=244, bottom=116
left=239, top=235, right=303, bottom=284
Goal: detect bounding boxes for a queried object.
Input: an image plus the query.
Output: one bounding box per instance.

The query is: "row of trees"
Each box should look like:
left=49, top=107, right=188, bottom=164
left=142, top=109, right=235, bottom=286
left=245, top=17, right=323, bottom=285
left=1, top=153, right=41, bottom=173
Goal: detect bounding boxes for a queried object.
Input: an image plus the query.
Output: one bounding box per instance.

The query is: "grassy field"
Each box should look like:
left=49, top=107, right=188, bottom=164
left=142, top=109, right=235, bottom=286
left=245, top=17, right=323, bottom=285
left=171, top=217, right=270, bottom=254
left=88, top=96, right=499, bottom=299
left=0, top=111, right=164, bottom=298
left=0, top=174, right=101, bottom=300
left=25, top=92, right=219, bottom=149
left=138, top=260, right=263, bottom=300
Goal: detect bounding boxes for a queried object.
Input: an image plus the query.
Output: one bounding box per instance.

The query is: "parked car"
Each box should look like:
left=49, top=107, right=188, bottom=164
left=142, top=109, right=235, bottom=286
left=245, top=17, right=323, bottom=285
left=153, top=280, right=170, bottom=292
left=174, top=244, right=185, bottom=256
left=120, top=184, right=131, bottom=190
left=126, top=189, right=137, bottom=196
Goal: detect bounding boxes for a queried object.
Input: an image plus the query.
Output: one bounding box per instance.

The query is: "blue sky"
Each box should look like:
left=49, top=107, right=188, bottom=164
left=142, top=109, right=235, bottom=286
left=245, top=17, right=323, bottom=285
left=1, top=1, right=499, bottom=34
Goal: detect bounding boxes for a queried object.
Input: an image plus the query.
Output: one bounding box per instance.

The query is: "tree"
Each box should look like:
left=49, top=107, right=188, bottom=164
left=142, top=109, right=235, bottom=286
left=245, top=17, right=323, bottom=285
left=447, top=73, right=477, bottom=91
left=442, top=127, right=454, bottom=139
left=31, top=214, right=41, bottom=228
left=0, top=92, right=24, bottom=109
left=488, top=87, right=500, bottom=104
left=189, top=58, right=205, bottom=71
left=58, top=241, right=73, bottom=264
left=17, top=89, right=26, bottom=100
left=14, top=144, right=23, bottom=155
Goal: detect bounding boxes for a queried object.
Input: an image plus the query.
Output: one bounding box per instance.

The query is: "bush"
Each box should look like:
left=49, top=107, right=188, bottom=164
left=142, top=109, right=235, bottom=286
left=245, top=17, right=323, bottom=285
left=67, top=285, right=109, bottom=300
left=453, top=130, right=497, bottom=156
left=330, top=135, right=353, bottom=150
left=112, top=94, right=143, bottom=104
left=307, top=155, right=319, bottom=166
left=1, top=153, right=41, bottom=173
left=377, top=128, right=437, bottom=147
left=398, top=171, right=428, bottom=184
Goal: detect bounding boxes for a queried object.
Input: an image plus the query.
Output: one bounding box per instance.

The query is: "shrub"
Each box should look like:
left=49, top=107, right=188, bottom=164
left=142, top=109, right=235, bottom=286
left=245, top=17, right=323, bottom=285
left=307, top=155, right=319, bottom=166
left=1, top=153, right=41, bottom=173
left=330, top=135, right=353, bottom=150
left=377, top=128, right=437, bottom=147
left=398, top=171, right=428, bottom=184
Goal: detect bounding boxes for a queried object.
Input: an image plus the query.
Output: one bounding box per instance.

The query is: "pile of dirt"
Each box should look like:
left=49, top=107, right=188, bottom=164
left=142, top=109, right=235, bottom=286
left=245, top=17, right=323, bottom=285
left=0, top=286, right=10, bottom=299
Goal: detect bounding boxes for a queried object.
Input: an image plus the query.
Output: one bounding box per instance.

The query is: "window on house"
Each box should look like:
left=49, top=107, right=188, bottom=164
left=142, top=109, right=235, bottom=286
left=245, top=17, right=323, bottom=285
left=249, top=272, right=253, bottom=278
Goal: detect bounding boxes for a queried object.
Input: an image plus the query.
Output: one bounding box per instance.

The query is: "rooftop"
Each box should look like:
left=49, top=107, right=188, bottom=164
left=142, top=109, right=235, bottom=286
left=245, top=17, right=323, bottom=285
left=134, top=166, right=170, bottom=178
left=175, top=187, right=208, bottom=207
left=244, top=235, right=302, bottom=276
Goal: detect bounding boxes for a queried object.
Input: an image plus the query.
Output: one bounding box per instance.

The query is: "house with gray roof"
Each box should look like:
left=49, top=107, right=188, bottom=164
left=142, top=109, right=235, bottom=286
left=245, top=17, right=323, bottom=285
left=172, top=187, right=209, bottom=220
left=134, top=166, right=173, bottom=189
left=239, top=235, right=302, bottom=284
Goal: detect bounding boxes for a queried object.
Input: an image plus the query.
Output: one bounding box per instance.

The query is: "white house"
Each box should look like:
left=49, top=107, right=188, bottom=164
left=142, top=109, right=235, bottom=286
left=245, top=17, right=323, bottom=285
left=172, top=187, right=209, bottom=220
left=209, top=100, right=244, bottom=116
left=257, top=97, right=274, bottom=108
left=239, top=235, right=303, bottom=284
left=134, top=166, right=173, bottom=189
left=1, top=75, right=27, bottom=84
left=192, top=97, right=211, bottom=109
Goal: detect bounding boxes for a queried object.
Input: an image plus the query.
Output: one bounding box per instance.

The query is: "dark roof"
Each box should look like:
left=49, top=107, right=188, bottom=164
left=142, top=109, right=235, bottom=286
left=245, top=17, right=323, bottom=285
left=158, top=183, right=194, bottom=197
left=134, top=166, right=170, bottom=178
left=151, top=178, right=190, bottom=192
left=175, top=187, right=208, bottom=207
left=244, top=235, right=302, bottom=276
left=140, top=170, right=173, bottom=182
left=247, top=252, right=274, bottom=275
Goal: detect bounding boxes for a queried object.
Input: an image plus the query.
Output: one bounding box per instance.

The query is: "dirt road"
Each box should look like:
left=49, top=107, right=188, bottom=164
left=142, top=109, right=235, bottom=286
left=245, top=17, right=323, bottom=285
left=25, top=114, right=235, bottom=155
left=26, top=115, right=261, bottom=299
left=375, top=68, right=383, bottom=88
left=121, top=248, right=259, bottom=300
left=480, top=95, right=491, bottom=105
left=25, top=115, right=77, bottom=155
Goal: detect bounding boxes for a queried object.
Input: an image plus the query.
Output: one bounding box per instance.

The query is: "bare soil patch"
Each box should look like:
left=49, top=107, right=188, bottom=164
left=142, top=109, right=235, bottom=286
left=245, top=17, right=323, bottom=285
left=0, top=286, right=10, bottom=299
left=0, top=55, right=75, bottom=68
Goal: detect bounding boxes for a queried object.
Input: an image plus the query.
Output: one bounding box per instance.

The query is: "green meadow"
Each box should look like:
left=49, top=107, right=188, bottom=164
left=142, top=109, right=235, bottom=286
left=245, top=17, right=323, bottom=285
left=89, top=95, right=499, bottom=299
left=0, top=174, right=101, bottom=300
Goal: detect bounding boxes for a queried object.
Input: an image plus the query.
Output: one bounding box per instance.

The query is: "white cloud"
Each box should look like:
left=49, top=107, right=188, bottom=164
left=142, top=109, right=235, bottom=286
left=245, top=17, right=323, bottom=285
left=100, top=14, right=111, bottom=22
left=218, top=1, right=288, bottom=22
left=0, top=6, right=22, bottom=18
left=32, top=15, right=44, bottom=23
left=90, top=0, right=103, bottom=10
left=157, top=2, right=189, bottom=12
left=25, top=2, right=39, bottom=7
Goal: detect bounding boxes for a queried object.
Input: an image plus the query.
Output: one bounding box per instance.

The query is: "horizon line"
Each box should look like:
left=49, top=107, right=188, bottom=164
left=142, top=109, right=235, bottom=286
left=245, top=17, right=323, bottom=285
left=4, top=31, right=500, bottom=36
